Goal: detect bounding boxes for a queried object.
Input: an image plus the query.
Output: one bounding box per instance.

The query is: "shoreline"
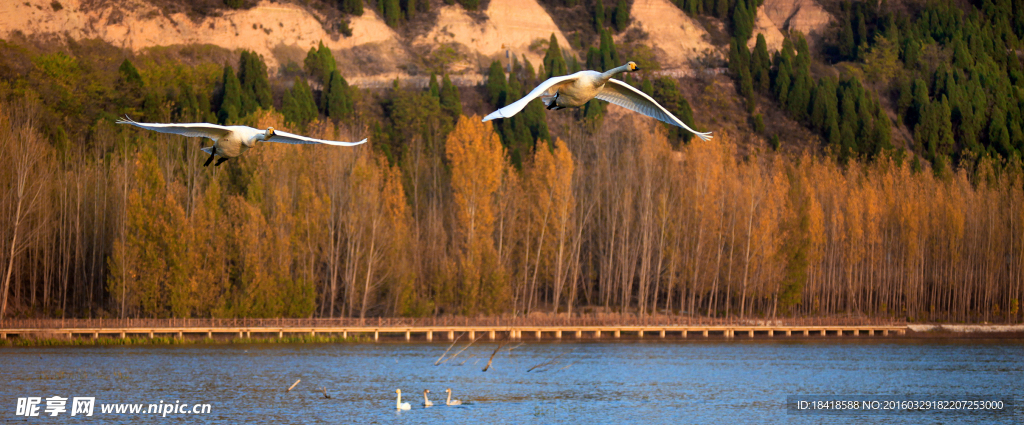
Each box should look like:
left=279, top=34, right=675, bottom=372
left=3, top=323, right=1023, bottom=347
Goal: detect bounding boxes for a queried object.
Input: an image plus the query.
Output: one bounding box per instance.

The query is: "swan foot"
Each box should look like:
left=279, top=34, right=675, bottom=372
left=204, top=147, right=216, bottom=167
left=215, top=157, right=229, bottom=166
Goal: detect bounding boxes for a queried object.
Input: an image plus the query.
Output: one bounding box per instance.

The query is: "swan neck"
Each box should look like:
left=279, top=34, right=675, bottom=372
left=600, top=64, right=631, bottom=81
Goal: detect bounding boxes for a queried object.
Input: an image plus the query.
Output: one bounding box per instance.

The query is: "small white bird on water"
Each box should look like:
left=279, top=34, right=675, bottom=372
left=395, top=389, right=411, bottom=410
left=116, top=117, right=367, bottom=167
left=483, top=61, right=712, bottom=141
left=444, top=388, right=462, bottom=406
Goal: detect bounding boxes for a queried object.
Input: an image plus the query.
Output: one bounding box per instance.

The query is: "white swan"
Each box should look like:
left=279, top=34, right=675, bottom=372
left=483, top=62, right=712, bottom=141
left=395, top=389, right=411, bottom=410
left=444, top=388, right=462, bottom=406
left=422, top=389, right=433, bottom=407
left=116, top=116, right=367, bottom=167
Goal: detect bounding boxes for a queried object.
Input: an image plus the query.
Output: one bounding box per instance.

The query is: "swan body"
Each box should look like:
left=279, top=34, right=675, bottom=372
left=395, top=389, right=411, bottom=410
left=445, top=388, right=462, bottom=406
left=422, top=389, right=433, bottom=407
left=116, top=117, right=367, bottom=167
left=482, top=62, right=712, bottom=141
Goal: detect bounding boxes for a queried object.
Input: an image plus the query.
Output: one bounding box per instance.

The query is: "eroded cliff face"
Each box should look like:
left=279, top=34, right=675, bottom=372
left=413, top=0, right=573, bottom=74
left=2, top=0, right=400, bottom=72
left=2, top=0, right=832, bottom=79
left=749, top=6, right=786, bottom=53
left=762, top=0, right=833, bottom=40
left=623, top=0, right=717, bottom=69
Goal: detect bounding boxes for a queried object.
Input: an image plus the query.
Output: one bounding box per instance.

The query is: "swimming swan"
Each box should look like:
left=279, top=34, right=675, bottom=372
left=422, top=389, right=433, bottom=407
left=116, top=117, right=367, bottom=167
left=444, top=388, right=462, bottom=406
left=482, top=62, right=712, bottom=141
left=395, top=389, right=411, bottom=410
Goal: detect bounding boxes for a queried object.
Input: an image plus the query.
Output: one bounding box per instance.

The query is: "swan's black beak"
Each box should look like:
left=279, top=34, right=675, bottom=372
left=634, top=66, right=642, bottom=71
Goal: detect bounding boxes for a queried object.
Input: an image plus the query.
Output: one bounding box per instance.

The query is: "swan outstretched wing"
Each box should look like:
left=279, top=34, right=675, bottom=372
left=595, top=79, right=713, bottom=141
left=265, top=130, right=367, bottom=147
left=116, top=116, right=232, bottom=140
left=482, top=74, right=579, bottom=122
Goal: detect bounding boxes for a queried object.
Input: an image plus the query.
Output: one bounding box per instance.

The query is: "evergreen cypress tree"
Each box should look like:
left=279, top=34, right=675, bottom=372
left=383, top=0, right=401, bottom=26
left=935, top=97, right=956, bottom=159
left=238, top=51, right=272, bottom=116
left=303, top=42, right=337, bottom=86
left=854, top=9, right=867, bottom=49
left=142, top=92, right=162, bottom=122
left=774, top=60, right=792, bottom=109
left=429, top=72, right=440, bottom=99
left=752, top=34, right=771, bottom=93
left=341, top=0, right=363, bottom=15
left=522, top=55, right=537, bottom=86
left=440, top=73, right=463, bottom=121
left=543, top=34, right=567, bottom=78
left=989, top=106, right=1013, bottom=157
left=218, top=63, right=242, bottom=124
left=825, top=114, right=840, bottom=147
left=613, top=0, right=630, bottom=32
left=587, top=47, right=602, bottom=70
left=909, top=78, right=929, bottom=129
left=485, top=60, right=508, bottom=105
left=283, top=77, right=318, bottom=128
left=787, top=74, right=811, bottom=122
left=599, top=29, right=619, bottom=69
left=840, top=117, right=857, bottom=161
left=653, top=77, right=696, bottom=145
left=401, top=0, right=416, bottom=20
left=116, top=59, right=145, bottom=113
left=733, top=0, right=753, bottom=42
left=325, top=70, right=353, bottom=122
left=839, top=15, right=856, bottom=59
left=641, top=76, right=654, bottom=95
left=595, top=0, right=605, bottom=30
left=174, top=81, right=200, bottom=121
left=872, top=104, right=893, bottom=155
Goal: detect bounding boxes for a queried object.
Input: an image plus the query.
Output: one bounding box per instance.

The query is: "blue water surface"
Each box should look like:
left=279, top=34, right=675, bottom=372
left=2, top=337, right=1022, bottom=423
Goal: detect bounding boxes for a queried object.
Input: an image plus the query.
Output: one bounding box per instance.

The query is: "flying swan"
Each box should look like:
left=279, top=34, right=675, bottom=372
left=395, top=389, right=411, bottom=410
left=482, top=62, right=712, bottom=141
left=445, top=388, right=462, bottom=406
left=422, top=389, right=434, bottom=407
left=116, top=117, right=367, bottom=167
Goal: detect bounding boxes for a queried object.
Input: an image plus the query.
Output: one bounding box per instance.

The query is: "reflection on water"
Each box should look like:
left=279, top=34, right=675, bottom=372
left=2, top=339, right=1023, bottom=423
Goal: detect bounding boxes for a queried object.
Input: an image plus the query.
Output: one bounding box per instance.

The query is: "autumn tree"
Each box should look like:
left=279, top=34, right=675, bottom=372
left=446, top=116, right=507, bottom=314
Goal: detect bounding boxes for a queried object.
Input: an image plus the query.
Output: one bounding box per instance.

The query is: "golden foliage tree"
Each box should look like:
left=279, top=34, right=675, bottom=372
left=446, top=116, right=506, bottom=314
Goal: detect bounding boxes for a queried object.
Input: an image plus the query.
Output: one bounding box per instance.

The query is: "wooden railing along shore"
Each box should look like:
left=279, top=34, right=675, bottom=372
left=1, top=315, right=907, bottom=341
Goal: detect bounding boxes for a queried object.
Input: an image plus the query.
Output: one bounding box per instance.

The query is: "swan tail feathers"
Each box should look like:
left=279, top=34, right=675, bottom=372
left=201, top=146, right=214, bottom=155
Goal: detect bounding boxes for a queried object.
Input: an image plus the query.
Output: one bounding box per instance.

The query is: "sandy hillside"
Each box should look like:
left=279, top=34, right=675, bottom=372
left=625, top=0, right=716, bottom=70
left=748, top=6, right=785, bottom=53
left=1, top=0, right=398, bottom=73
left=415, top=0, right=572, bottom=71
left=762, top=0, right=832, bottom=39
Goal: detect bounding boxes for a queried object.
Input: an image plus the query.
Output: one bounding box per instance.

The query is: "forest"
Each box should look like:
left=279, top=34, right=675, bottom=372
left=0, top=0, right=1022, bottom=323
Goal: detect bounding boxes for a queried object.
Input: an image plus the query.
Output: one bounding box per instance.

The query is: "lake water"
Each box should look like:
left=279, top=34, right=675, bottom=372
left=2, top=338, right=1022, bottom=423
